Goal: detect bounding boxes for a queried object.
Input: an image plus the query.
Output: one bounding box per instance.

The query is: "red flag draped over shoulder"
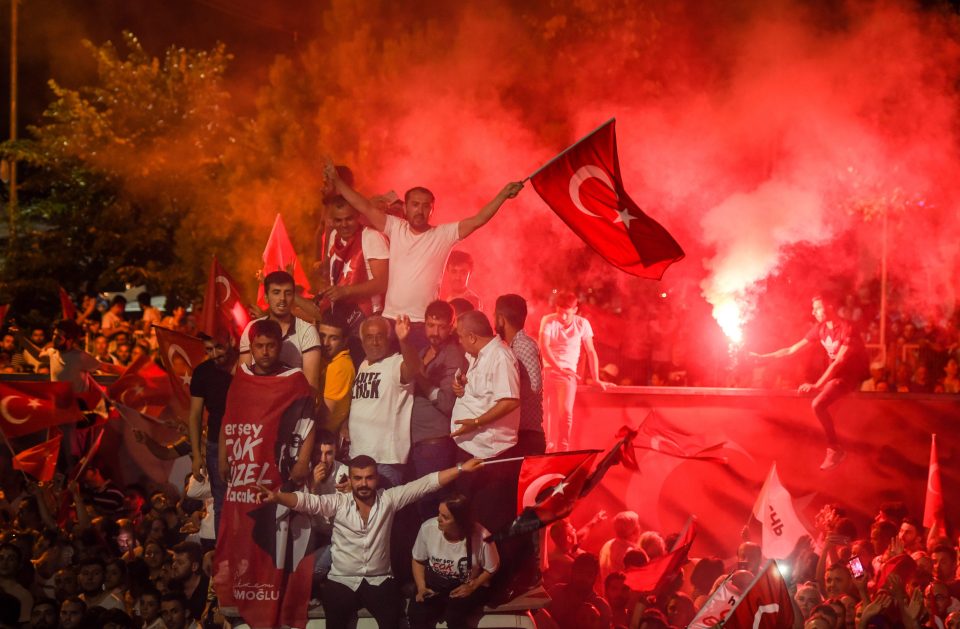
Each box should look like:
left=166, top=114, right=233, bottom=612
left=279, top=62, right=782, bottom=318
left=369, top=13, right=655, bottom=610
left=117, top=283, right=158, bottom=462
left=214, top=366, right=317, bottom=629
left=530, top=119, right=684, bottom=279
left=257, top=214, right=312, bottom=309
left=0, top=381, right=82, bottom=438
left=202, top=257, right=250, bottom=346
left=154, top=327, right=208, bottom=416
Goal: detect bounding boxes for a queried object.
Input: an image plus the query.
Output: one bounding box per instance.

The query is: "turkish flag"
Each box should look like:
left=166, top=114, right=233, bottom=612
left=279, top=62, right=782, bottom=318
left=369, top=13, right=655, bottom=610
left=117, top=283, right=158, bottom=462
left=516, top=450, right=600, bottom=515
left=489, top=451, right=598, bottom=542
left=923, top=433, right=946, bottom=536
left=58, top=287, right=77, bottom=321
left=107, top=353, right=173, bottom=417
left=257, top=213, right=312, bottom=308
left=580, top=425, right=639, bottom=499
left=624, top=516, right=696, bottom=592
left=202, top=256, right=251, bottom=346
left=0, top=381, right=83, bottom=438
left=214, top=366, right=317, bottom=629
left=13, top=431, right=63, bottom=482
left=635, top=411, right=728, bottom=463
left=530, top=119, right=684, bottom=279
left=723, top=560, right=795, bottom=629
left=154, top=327, right=208, bottom=416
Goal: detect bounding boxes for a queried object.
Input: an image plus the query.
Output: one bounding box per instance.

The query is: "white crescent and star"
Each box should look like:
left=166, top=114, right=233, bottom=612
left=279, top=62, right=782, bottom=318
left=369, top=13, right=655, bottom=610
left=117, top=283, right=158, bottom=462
left=568, top=165, right=636, bottom=227
left=215, top=275, right=232, bottom=304
left=342, top=260, right=353, bottom=277
left=522, top=473, right=566, bottom=508
left=167, top=344, right=195, bottom=386
left=1, top=395, right=33, bottom=425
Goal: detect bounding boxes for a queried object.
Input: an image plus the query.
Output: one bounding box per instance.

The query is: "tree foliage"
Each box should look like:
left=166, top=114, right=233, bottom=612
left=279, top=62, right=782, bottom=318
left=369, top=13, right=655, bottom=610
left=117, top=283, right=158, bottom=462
left=1, top=32, right=238, bottom=321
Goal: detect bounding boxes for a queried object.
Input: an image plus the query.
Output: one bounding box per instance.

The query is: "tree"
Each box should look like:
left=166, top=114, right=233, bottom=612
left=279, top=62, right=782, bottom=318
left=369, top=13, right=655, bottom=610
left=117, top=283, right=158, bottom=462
left=0, top=32, right=239, bottom=323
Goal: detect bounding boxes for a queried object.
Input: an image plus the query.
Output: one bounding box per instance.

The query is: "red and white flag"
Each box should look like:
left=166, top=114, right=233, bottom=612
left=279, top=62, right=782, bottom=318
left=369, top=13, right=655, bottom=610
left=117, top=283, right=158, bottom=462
left=107, top=354, right=173, bottom=417
left=516, top=450, right=600, bottom=515
left=154, top=327, right=208, bottom=415
left=530, top=119, right=684, bottom=279
left=635, top=411, right=728, bottom=463
left=689, top=573, right=743, bottom=629
left=202, top=256, right=250, bottom=346
left=923, top=433, right=946, bottom=538
left=58, top=287, right=77, bottom=321
left=624, top=516, right=696, bottom=592
left=723, top=560, right=796, bottom=629
left=214, top=366, right=317, bottom=629
left=751, top=463, right=810, bottom=560
left=13, top=431, right=63, bottom=482
left=257, top=213, right=311, bottom=308
left=0, top=381, right=83, bottom=438
left=580, top=426, right=638, bottom=499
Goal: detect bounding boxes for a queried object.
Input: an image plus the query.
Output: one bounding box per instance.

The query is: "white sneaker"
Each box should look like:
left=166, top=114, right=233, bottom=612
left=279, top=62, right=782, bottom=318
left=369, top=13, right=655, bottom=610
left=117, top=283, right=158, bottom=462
left=819, top=447, right=846, bottom=470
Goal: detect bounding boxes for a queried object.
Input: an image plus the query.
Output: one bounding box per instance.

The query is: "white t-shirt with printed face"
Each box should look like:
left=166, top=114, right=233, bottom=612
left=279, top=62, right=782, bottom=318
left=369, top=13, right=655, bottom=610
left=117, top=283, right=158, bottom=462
left=328, top=227, right=390, bottom=313
left=239, top=316, right=321, bottom=369
left=382, top=215, right=460, bottom=322
left=348, top=353, right=414, bottom=464
left=539, top=314, right=594, bottom=372
left=412, top=518, right=499, bottom=585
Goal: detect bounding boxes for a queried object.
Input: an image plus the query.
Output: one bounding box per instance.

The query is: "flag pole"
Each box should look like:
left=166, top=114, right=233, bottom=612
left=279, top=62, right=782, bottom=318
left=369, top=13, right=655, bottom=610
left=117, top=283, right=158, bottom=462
left=524, top=117, right=616, bottom=182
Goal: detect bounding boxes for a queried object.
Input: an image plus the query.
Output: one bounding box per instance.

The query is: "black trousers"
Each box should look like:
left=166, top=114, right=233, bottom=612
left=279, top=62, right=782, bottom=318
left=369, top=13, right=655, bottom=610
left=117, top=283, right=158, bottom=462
left=408, top=586, right=490, bottom=629
left=322, top=578, right=402, bottom=629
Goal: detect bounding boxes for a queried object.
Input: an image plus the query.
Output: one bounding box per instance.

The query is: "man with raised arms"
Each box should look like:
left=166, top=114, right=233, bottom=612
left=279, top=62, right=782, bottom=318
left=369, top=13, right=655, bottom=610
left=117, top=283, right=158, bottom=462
left=325, top=161, right=523, bottom=348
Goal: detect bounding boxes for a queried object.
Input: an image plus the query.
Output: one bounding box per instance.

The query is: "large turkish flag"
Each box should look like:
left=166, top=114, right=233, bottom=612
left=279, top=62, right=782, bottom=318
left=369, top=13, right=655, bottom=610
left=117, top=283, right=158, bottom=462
left=530, top=119, right=684, bottom=279
left=0, top=381, right=83, bottom=438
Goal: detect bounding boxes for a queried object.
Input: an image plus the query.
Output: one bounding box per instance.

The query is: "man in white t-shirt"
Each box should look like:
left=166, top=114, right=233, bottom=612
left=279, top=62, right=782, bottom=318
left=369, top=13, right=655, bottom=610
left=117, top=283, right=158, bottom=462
left=325, top=160, right=523, bottom=349
left=239, top=271, right=321, bottom=392
left=539, top=291, right=609, bottom=452
left=345, top=315, right=420, bottom=487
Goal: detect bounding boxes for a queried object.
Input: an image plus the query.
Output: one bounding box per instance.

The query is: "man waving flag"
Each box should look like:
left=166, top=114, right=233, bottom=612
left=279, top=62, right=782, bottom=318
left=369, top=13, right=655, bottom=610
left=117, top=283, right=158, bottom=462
left=530, top=119, right=684, bottom=279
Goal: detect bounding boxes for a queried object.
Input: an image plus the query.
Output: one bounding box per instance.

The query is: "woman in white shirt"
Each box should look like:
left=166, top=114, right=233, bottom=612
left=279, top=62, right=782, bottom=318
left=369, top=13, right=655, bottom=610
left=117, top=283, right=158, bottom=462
left=410, top=493, right=500, bottom=629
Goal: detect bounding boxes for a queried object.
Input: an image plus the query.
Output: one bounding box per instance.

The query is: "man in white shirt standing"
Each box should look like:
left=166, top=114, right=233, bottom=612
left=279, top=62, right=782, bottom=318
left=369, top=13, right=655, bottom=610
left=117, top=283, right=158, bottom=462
left=239, top=271, right=321, bottom=393
left=256, top=454, right=483, bottom=629
left=539, top=291, right=609, bottom=452
left=450, top=310, right=521, bottom=539
left=325, top=161, right=523, bottom=349
left=344, top=315, right=420, bottom=487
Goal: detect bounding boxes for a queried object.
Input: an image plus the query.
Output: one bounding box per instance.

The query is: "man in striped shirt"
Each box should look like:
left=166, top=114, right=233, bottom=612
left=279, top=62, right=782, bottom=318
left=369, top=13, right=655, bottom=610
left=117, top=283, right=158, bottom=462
left=495, top=294, right=545, bottom=456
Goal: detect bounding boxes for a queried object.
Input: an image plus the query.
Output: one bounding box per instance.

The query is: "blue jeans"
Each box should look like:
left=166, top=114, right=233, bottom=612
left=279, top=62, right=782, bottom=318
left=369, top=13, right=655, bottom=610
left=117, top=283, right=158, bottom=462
left=206, top=439, right=227, bottom=536
left=377, top=463, right=406, bottom=488
left=411, top=438, right=457, bottom=522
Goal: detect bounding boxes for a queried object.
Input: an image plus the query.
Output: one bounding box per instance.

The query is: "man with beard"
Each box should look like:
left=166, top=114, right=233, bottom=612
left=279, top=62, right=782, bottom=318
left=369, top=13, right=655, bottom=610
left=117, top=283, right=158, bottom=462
left=326, top=160, right=523, bottom=350
left=308, top=195, right=390, bottom=365
left=407, top=300, right=467, bottom=522
left=76, top=558, right=124, bottom=611
left=316, top=311, right=355, bottom=438
left=495, top=294, right=546, bottom=456
left=239, top=271, right=321, bottom=393
left=170, top=542, right=208, bottom=622
left=256, top=454, right=483, bottom=629
left=188, top=332, right=236, bottom=533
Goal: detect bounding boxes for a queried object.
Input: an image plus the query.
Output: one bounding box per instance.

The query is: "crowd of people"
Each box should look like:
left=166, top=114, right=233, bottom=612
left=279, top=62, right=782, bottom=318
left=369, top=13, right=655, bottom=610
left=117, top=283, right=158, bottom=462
left=1, top=162, right=957, bottom=629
